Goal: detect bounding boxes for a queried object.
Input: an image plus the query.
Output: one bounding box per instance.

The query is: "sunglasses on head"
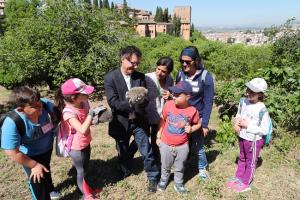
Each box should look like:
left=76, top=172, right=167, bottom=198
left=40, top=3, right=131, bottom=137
left=180, top=59, right=193, bottom=65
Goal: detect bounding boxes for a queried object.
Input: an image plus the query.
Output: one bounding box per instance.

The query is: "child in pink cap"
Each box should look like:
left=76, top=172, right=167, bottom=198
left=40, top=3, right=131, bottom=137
left=54, top=78, right=100, bottom=200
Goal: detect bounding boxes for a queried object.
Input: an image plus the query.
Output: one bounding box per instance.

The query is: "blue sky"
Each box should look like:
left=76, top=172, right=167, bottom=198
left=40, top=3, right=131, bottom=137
left=110, top=0, right=300, bottom=27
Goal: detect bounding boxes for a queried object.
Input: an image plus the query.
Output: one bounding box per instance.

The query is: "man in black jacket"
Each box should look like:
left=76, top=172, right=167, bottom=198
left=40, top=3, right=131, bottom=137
left=104, top=46, right=159, bottom=193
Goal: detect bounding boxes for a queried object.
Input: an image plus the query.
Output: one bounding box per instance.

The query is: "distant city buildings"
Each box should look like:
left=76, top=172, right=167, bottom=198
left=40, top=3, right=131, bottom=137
left=202, top=27, right=299, bottom=46
left=116, top=4, right=191, bottom=40
left=203, top=31, right=269, bottom=46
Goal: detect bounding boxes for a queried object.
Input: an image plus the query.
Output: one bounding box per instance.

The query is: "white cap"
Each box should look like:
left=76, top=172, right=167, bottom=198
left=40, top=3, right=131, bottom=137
left=245, top=78, right=268, bottom=93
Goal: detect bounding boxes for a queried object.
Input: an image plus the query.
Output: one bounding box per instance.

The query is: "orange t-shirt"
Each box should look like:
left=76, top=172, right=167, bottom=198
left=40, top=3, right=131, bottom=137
left=61, top=102, right=92, bottom=150
left=161, top=100, right=200, bottom=146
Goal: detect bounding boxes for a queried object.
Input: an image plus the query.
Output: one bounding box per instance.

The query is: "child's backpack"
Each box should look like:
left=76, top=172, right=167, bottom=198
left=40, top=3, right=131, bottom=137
left=56, top=126, right=73, bottom=157
left=238, top=98, right=273, bottom=145
left=55, top=107, right=76, bottom=157
left=258, top=107, right=273, bottom=145
left=0, top=101, right=60, bottom=146
left=0, top=111, right=25, bottom=146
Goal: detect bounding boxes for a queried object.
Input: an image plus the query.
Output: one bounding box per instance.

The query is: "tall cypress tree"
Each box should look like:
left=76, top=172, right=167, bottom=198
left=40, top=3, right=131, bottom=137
left=155, top=7, right=164, bottom=22
left=163, top=8, right=168, bottom=22
left=103, top=0, right=109, bottom=9
left=123, top=0, right=128, bottom=16
left=172, top=15, right=181, bottom=36
left=111, top=2, right=114, bottom=10
left=154, top=6, right=159, bottom=22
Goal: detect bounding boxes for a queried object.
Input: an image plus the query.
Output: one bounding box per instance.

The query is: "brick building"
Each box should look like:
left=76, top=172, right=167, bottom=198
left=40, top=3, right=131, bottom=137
left=132, top=5, right=191, bottom=40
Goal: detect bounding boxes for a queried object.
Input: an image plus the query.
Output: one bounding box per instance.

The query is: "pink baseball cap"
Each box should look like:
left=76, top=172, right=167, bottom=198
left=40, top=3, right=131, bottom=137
left=61, top=78, right=94, bottom=95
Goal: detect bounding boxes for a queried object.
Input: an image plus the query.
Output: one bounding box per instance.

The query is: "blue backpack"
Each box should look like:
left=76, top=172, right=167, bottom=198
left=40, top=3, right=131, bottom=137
left=238, top=98, right=273, bottom=145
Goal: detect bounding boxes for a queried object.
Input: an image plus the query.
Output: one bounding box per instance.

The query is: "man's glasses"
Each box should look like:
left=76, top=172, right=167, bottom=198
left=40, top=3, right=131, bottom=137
left=126, top=58, right=140, bottom=66
left=180, top=60, right=194, bottom=65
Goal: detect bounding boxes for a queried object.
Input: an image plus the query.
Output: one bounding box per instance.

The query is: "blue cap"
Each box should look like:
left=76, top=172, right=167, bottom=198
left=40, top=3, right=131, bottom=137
left=169, top=81, right=192, bottom=94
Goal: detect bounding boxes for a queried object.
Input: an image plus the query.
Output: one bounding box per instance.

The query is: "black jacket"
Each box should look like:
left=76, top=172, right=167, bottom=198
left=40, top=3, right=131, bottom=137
left=104, top=68, right=148, bottom=139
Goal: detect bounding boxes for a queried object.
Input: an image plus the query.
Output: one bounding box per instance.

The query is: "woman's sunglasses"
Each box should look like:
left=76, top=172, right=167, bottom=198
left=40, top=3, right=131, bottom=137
left=180, top=60, right=194, bottom=65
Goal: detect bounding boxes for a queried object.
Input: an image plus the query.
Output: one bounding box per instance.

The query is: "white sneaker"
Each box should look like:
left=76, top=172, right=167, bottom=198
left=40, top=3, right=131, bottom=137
left=199, top=169, right=209, bottom=181
left=50, top=191, right=61, bottom=200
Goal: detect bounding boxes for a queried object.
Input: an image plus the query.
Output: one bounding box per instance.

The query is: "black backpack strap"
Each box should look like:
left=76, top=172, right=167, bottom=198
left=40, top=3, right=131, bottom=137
left=41, top=100, right=61, bottom=125
left=7, top=111, right=26, bottom=138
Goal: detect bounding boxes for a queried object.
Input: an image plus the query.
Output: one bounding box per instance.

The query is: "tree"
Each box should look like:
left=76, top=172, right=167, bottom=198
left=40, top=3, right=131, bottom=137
left=163, top=8, right=168, bottom=22
left=171, top=15, right=181, bottom=36
left=154, top=7, right=163, bottom=22
left=0, top=0, right=133, bottom=89
left=4, top=0, right=40, bottom=28
left=103, top=0, right=109, bottom=9
left=111, top=2, right=114, bottom=11
left=190, top=23, right=195, bottom=36
left=123, top=0, right=128, bottom=16
left=99, top=0, right=103, bottom=8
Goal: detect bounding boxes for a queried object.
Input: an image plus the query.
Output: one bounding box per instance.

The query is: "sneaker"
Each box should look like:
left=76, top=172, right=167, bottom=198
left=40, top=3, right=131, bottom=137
left=173, top=183, right=188, bottom=195
left=147, top=180, right=157, bottom=193
left=232, top=181, right=251, bottom=192
left=50, top=191, right=61, bottom=200
left=157, top=180, right=168, bottom=191
left=199, top=169, right=209, bottom=181
left=225, top=177, right=240, bottom=189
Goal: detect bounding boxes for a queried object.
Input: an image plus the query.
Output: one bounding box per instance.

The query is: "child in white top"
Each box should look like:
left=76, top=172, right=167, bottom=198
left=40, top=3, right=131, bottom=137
left=226, top=78, right=272, bottom=192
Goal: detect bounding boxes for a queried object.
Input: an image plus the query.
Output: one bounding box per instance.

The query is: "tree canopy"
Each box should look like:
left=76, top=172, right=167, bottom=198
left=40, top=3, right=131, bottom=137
left=0, top=0, right=133, bottom=89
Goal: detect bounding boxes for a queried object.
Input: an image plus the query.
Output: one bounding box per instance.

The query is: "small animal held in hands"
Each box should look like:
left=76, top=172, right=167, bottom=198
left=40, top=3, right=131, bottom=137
left=126, top=87, right=148, bottom=106
left=91, top=105, right=113, bottom=125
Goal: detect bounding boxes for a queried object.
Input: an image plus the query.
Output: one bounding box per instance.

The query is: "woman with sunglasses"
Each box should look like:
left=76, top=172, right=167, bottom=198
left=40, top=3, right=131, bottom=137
left=175, top=46, right=215, bottom=181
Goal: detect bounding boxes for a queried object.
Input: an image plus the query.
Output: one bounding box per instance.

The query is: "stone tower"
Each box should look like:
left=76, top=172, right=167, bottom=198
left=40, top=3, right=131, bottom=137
left=173, top=6, right=191, bottom=40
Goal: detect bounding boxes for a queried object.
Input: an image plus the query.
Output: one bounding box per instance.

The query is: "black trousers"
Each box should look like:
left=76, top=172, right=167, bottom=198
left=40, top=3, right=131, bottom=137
left=23, top=149, right=54, bottom=200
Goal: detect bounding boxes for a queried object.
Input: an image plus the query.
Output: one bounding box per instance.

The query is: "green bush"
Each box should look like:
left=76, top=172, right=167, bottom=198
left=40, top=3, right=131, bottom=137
left=215, top=116, right=237, bottom=147
left=0, top=0, right=133, bottom=89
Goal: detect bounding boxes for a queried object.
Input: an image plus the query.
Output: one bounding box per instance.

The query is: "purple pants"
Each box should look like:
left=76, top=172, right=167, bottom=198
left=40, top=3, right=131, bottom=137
left=235, top=137, right=264, bottom=185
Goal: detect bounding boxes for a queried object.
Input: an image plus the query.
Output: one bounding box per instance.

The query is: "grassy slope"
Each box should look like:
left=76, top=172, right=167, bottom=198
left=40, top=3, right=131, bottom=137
left=0, top=87, right=299, bottom=200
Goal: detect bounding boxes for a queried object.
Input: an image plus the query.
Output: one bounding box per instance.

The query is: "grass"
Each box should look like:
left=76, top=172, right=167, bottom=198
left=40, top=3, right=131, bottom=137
left=0, top=87, right=299, bottom=199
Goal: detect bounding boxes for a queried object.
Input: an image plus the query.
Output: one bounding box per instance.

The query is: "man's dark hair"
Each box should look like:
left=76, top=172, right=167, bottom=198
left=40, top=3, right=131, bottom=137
left=156, top=56, right=174, bottom=73
left=119, top=45, right=142, bottom=59
left=9, top=86, right=41, bottom=108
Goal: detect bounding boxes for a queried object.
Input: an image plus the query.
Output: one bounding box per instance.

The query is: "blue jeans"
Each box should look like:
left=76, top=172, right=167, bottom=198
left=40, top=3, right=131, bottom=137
left=115, top=123, right=159, bottom=181
left=189, top=130, right=208, bottom=170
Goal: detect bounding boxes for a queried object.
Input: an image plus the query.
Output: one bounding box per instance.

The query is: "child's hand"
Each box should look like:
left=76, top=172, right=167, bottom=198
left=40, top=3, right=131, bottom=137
left=161, top=90, right=171, bottom=100
left=30, top=163, right=49, bottom=183
left=156, top=138, right=161, bottom=146
left=185, top=125, right=193, bottom=134
left=234, top=124, right=241, bottom=133
left=233, top=118, right=242, bottom=133
left=239, top=118, right=249, bottom=128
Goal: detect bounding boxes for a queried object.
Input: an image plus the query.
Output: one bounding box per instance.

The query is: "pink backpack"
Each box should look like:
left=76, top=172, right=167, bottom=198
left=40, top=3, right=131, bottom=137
left=55, top=108, right=76, bottom=157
